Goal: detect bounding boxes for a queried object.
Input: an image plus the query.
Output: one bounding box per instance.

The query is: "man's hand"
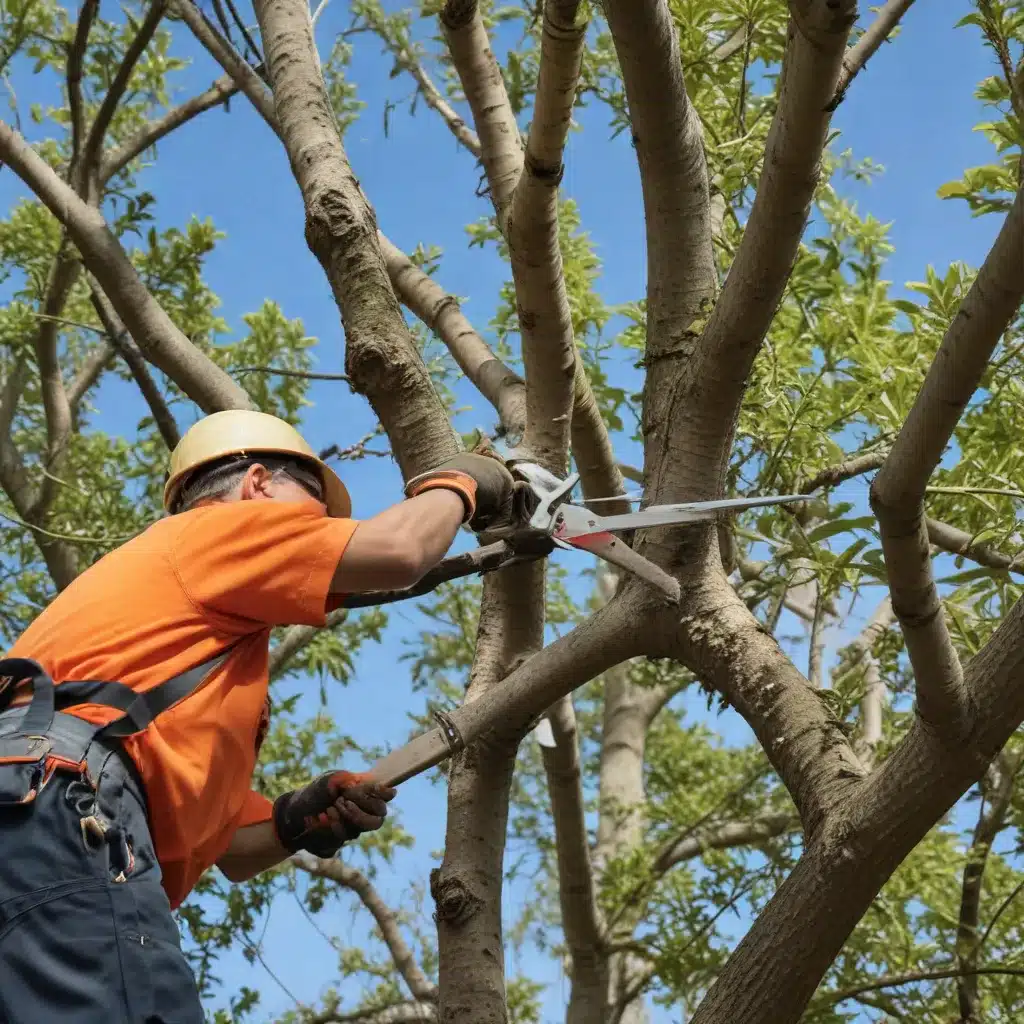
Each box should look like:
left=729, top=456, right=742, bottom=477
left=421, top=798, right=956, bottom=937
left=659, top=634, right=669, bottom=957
left=272, top=771, right=397, bottom=859
left=405, top=451, right=516, bottom=532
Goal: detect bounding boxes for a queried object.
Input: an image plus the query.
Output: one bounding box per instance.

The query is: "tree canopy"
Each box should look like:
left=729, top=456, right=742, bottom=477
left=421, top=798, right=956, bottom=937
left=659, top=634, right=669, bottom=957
left=2, top=0, right=1024, bottom=1022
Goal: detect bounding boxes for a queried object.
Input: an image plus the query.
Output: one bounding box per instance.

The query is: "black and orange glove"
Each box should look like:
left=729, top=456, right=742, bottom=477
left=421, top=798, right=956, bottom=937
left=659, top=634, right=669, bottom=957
left=272, top=771, right=397, bottom=859
left=404, top=450, right=516, bottom=532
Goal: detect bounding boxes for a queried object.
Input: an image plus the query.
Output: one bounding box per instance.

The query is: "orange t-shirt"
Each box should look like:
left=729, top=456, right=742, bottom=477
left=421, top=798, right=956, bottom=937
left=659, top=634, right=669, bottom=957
left=7, top=499, right=359, bottom=909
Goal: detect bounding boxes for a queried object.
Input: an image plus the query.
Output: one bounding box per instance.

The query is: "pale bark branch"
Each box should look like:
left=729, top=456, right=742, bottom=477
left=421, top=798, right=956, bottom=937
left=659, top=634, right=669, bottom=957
left=88, top=287, right=180, bottom=449
left=0, top=120, right=254, bottom=414
left=927, top=517, right=1024, bottom=575
left=377, top=233, right=526, bottom=438
left=292, top=853, right=438, bottom=1003
left=832, top=0, right=917, bottom=105
left=956, top=751, right=1021, bottom=1019
left=268, top=608, right=348, bottom=680
left=66, top=340, right=116, bottom=410
left=313, top=1003, right=436, bottom=1024
left=652, top=813, right=799, bottom=876
left=870, top=186, right=1024, bottom=739
left=253, top=0, right=457, bottom=477
left=835, top=596, right=895, bottom=764
left=807, top=582, right=825, bottom=687
left=439, top=0, right=522, bottom=218
left=800, top=450, right=887, bottom=493
left=541, top=695, right=607, bottom=1024
left=99, top=74, right=238, bottom=184
left=680, top=0, right=856, bottom=494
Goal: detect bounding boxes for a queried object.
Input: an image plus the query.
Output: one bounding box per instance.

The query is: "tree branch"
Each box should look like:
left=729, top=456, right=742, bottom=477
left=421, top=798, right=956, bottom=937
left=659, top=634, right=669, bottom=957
left=870, top=185, right=1024, bottom=739
left=652, top=812, right=799, bottom=876
left=0, top=119, right=254, bottom=413
left=78, top=0, right=168, bottom=191
left=376, top=233, right=525, bottom=439
left=541, top=695, right=607, bottom=1024
left=956, top=750, right=1021, bottom=1020
left=99, top=74, right=238, bottom=184
left=292, top=853, right=437, bottom=1003
left=66, top=339, right=116, bottom=410
left=439, top=0, right=522, bottom=218
left=268, top=608, right=348, bottom=680
left=832, top=0, right=917, bottom=105
left=800, top=450, right=887, bottom=493
left=89, top=287, right=180, bottom=449
left=821, top=965, right=1024, bottom=1007
left=67, top=0, right=99, bottom=170
left=677, top=0, right=856, bottom=498
left=253, top=0, right=456, bottom=479
left=927, top=517, right=1024, bottom=575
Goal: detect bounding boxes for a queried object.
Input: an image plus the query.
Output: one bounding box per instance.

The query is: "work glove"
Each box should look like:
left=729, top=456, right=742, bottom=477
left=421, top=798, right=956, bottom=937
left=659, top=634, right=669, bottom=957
left=405, top=449, right=517, bottom=532
left=272, top=771, right=397, bottom=859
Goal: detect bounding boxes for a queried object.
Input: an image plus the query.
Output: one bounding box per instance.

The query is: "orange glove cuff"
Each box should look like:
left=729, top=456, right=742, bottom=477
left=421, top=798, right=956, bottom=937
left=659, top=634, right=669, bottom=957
left=407, top=470, right=478, bottom=523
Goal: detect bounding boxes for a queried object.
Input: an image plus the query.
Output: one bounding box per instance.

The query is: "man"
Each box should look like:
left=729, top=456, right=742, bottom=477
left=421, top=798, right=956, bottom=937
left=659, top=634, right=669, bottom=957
left=0, top=409, right=517, bottom=1024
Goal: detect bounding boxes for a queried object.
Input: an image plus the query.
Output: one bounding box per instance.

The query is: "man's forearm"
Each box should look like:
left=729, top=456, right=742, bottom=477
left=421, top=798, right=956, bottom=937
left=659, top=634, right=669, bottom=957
left=216, top=821, right=291, bottom=882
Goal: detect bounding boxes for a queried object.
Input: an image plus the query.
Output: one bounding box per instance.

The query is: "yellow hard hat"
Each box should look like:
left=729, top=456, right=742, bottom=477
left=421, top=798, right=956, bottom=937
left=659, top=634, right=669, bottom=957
left=164, top=410, right=352, bottom=518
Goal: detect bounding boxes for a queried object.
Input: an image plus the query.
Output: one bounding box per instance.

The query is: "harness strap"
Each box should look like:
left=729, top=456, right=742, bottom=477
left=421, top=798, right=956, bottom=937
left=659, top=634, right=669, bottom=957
left=0, top=648, right=235, bottom=742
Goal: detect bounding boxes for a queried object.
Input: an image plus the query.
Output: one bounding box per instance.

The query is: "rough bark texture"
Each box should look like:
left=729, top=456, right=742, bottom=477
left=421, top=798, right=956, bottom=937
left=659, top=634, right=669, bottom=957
left=432, top=562, right=544, bottom=1024
left=253, top=0, right=457, bottom=479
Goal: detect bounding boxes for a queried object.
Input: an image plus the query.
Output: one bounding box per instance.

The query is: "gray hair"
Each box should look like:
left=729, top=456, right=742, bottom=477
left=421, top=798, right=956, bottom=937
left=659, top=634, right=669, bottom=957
left=173, top=454, right=323, bottom=513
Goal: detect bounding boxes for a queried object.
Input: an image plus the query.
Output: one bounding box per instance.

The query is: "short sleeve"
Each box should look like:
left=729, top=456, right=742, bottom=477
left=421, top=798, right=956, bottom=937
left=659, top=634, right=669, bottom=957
left=171, top=502, right=359, bottom=629
left=233, top=789, right=274, bottom=830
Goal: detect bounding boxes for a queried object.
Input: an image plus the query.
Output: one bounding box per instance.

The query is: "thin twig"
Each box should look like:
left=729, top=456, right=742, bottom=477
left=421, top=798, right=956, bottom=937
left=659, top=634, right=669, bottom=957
left=831, top=0, right=917, bottom=106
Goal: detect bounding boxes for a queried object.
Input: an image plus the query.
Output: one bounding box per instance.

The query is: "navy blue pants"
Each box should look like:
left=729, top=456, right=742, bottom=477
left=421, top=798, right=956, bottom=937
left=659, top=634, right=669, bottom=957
left=0, top=713, right=204, bottom=1023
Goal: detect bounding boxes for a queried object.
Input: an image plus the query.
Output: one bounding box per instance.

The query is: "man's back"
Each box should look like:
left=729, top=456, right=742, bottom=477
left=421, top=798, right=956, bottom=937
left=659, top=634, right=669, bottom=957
left=8, top=499, right=358, bottom=905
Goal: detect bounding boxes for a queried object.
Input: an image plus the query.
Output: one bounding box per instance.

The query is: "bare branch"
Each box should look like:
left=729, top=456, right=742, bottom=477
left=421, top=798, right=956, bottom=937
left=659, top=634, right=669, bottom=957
left=78, top=0, right=168, bottom=189
left=834, top=596, right=895, bottom=764
left=653, top=813, right=799, bottom=876
left=377, top=233, right=526, bottom=438
left=927, top=517, right=1024, bottom=575
left=439, top=0, right=522, bottom=217
left=66, top=340, right=116, bottom=410
left=736, top=558, right=817, bottom=622
left=89, top=287, right=180, bottom=449
left=0, top=119, right=254, bottom=413
left=293, top=852, right=438, bottom=1003
left=67, top=0, right=99, bottom=169
left=313, top=1002, right=437, bottom=1024
left=821, top=965, right=1024, bottom=1008
left=956, top=751, right=1021, bottom=1019
left=231, top=365, right=350, bottom=382
left=807, top=583, right=825, bottom=687
left=268, top=609, right=348, bottom=680
left=541, top=696, right=607, bottom=1021
left=870, top=186, right=1024, bottom=738
left=800, top=450, right=887, bottom=493
left=100, top=74, right=238, bottom=184
left=833, top=0, right=917, bottom=105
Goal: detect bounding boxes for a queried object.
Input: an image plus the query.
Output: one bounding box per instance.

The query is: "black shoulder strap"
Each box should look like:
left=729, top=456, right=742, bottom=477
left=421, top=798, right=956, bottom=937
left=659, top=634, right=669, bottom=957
left=0, top=646, right=237, bottom=740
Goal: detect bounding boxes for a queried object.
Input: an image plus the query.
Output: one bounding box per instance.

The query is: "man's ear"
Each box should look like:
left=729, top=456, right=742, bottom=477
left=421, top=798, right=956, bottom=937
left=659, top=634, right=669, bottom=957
left=240, top=463, right=274, bottom=502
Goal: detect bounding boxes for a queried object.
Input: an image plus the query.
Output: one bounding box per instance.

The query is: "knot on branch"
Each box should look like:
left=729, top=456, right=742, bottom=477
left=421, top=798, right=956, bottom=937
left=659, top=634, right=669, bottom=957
left=788, top=0, right=858, bottom=49
left=429, top=869, right=484, bottom=926
left=304, top=186, right=372, bottom=263
left=440, top=0, right=477, bottom=30
left=523, top=151, right=564, bottom=187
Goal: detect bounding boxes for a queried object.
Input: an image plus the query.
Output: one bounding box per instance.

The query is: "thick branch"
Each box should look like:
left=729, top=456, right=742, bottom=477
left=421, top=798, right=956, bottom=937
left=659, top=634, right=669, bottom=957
left=541, top=696, right=607, bottom=1024
left=870, top=186, right=1024, bottom=739
left=100, top=74, right=238, bottom=184
left=956, top=752, right=1020, bottom=1019
left=67, top=0, right=99, bottom=168
left=253, top=0, right=456, bottom=478
left=0, top=120, right=254, bottom=413
left=678, top=0, right=856, bottom=496
left=89, top=288, right=180, bottom=449
left=377, top=233, right=525, bottom=439
left=78, top=0, right=168, bottom=189
left=293, top=853, right=437, bottom=1003
left=268, top=609, right=348, bottom=680
left=439, top=1, right=522, bottom=218
left=833, top=0, right=917, bottom=104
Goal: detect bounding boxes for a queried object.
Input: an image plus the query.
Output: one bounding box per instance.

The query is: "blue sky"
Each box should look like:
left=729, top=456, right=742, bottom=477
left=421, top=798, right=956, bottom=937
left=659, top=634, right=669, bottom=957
left=0, top=1, right=1013, bottom=1021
